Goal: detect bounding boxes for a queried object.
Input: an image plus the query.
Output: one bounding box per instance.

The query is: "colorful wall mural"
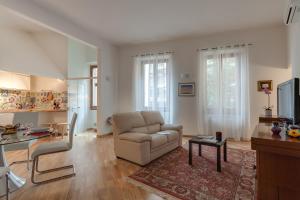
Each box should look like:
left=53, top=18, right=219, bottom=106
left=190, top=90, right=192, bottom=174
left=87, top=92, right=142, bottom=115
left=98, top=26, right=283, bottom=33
left=0, top=89, right=67, bottom=112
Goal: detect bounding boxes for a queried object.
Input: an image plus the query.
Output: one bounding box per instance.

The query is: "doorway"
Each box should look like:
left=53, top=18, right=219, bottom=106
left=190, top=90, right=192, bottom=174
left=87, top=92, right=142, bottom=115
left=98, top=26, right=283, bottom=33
left=67, top=38, right=98, bottom=135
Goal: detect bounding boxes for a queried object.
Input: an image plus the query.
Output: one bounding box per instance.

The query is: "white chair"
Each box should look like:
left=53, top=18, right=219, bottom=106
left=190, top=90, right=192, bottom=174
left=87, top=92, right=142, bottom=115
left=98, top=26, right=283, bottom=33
left=0, top=113, right=34, bottom=170
left=0, top=167, right=9, bottom=200
left=31, top=113, right=77, bottom=184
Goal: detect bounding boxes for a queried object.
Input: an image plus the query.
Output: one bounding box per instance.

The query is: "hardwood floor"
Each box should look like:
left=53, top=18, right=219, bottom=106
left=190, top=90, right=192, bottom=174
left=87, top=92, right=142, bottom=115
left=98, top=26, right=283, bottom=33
left=6, top=133, right=250, bottom=200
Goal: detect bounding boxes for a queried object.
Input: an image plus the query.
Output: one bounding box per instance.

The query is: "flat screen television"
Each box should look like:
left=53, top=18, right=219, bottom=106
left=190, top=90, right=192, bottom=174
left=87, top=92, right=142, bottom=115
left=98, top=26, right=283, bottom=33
left=277, top=78, right=300, bottom=124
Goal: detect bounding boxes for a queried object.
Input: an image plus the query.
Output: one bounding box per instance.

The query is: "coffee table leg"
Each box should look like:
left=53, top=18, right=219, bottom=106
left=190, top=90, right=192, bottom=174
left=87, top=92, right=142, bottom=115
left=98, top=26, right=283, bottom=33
left=224, top=140, right=227, bottom=162
left=198, top=144, right=202, bottom=156
left=217, top=146, right=221, bottom=172
left=189, top=142, right=192, bottom=165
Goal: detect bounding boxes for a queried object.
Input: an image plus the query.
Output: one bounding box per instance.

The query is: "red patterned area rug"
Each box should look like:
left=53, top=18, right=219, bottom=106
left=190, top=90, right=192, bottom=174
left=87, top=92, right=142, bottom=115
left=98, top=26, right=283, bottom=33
left=127, top=145, right=256, bottom=200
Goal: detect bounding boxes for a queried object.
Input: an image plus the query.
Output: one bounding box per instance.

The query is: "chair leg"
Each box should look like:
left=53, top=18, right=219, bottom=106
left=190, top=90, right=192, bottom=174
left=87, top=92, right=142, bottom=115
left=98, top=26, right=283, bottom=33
left=27, top=148, right=30, bottom=170
left=31, top=156, right=75, bottom=185
left=8, top=147, right=32, bottom=171
left=5, top=174, right=8, bottom=200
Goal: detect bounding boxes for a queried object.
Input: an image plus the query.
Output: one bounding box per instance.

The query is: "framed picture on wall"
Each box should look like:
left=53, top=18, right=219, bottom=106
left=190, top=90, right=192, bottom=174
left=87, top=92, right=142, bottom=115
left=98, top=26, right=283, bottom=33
left=257, top=80, right=273, bottom=91
left=178, top=82, right=195, bottom=96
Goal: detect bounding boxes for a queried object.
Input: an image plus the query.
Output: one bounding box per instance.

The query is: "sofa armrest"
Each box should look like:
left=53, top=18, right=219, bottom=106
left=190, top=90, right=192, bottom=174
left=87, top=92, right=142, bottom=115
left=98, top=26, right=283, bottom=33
left=161, top=124, right=183, bottom=132
left=118, top=132, right=152, bottom=143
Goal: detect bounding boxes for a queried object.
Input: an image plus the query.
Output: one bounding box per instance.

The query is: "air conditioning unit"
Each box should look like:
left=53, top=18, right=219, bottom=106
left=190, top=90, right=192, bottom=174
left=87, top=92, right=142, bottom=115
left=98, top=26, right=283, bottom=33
left=285, top=0, right=300, bottom=25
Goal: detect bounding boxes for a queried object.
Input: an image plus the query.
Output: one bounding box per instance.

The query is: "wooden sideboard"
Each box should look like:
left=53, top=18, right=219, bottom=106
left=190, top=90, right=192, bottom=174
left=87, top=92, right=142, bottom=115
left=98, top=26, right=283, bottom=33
left=258, top=115, right=288, bottom=124
left=251, top=125, right=300, bottom=200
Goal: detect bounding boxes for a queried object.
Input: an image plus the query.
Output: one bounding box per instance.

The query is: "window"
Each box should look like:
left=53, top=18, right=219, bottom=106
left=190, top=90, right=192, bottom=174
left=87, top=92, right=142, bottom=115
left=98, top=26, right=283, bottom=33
left=206, top=53, right=240, bottom=113
left=135, top=55, right=172, bottom=123
left=198, top=47, right=250, bottom=140
left=90, top=65, right=97, bottom=110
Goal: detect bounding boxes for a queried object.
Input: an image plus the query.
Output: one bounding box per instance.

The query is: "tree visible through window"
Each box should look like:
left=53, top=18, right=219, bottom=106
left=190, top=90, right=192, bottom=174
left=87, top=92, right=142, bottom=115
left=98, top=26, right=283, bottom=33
left=90, top=65, right=97, bottom=110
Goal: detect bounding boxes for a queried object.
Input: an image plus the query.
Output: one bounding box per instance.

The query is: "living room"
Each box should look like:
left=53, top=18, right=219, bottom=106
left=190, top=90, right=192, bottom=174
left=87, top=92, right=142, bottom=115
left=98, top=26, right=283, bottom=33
left=0, top=0, right=300, bottom=200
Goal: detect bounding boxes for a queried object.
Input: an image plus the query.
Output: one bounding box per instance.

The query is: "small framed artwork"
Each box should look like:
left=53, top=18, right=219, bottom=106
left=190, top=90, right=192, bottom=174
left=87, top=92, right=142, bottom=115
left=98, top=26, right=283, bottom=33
left=178, top=82, right=195, bottom=96
left=257, top=80, right=273, bottom=91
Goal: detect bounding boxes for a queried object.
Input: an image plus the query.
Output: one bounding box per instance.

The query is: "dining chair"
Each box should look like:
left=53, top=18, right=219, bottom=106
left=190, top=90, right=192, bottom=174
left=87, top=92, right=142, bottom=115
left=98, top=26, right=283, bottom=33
left=31, top=113, right=77, bottom=184
left=0, top=113, right=33, bottom=170
left=0, top=167, right=9, bottom=200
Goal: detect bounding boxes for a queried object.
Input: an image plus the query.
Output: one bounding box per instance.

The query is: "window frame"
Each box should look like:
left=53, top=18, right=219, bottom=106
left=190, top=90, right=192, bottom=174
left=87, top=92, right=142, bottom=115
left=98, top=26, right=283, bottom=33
left=90, top=65, right=98, bottom=110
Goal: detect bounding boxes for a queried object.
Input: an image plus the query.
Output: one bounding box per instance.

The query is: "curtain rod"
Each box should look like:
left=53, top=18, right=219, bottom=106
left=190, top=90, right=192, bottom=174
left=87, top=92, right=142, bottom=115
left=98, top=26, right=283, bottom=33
left=197, top=43, right=253, bottom=52
left=132, top=51, right=174, bottom=57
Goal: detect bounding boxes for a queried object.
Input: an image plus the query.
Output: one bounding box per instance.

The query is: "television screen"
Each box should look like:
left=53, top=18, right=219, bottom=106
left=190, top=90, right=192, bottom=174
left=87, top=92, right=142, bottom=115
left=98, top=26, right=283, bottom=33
left=278, top=81, right=293, bottom=119
left=277, top=78, right=300, bottom=124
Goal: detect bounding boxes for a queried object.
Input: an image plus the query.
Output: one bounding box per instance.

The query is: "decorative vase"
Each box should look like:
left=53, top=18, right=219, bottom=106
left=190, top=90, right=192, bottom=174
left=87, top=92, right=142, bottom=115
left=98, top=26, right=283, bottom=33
left=216, top=132, right=222, bottom=141
left=271, top=122, right=281, bottom=135
left=265, top=109, right=272, bottom=116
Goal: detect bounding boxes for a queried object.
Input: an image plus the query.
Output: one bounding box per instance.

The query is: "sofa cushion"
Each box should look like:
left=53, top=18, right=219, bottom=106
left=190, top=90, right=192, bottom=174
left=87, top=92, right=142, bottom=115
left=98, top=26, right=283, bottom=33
left=112, top=112, right=146, bottom=134
left=150, top=134, right=168, bottom=148
left=141, top=111, right=164, bottom=125
left=157, top=130, right=179, bottom=142
left=131, top=126, right=148, bottom=133
left=146, top=124, right=161, bottom=134
left=119, top=132, right=151, bottom=143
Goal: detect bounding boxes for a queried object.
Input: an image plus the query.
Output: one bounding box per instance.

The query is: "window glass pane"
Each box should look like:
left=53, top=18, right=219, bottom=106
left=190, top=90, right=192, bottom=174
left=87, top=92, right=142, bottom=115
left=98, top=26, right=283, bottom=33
left=141, top=59, right=170, bottom=123
left=143, top=63, right=154, bottom=108
left=144, top=63, right=149, bottom=107
left=157, top=62, right=169, bottom=121
left=222, top=56, right=238, bottom=110
left=206, top=58, right=219, bottom=109
left=205, top=52, right=239, bottom=115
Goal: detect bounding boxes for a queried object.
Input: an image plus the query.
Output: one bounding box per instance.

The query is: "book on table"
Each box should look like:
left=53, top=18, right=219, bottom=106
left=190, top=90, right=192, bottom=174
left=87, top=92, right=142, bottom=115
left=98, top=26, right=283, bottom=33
left=196, top=135, right=214, bottom=139
left=194, top=135, right=218, bottom=143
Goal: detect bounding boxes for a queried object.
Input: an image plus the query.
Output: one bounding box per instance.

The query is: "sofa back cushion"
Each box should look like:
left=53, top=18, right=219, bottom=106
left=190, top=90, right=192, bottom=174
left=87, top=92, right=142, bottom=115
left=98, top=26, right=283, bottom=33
left=141, top=111, right=164, bottom=126
left=112, top=112, right=146, bottom=135
left=130, top=126, right=148, bottom=133
left=146, top=124, right=161, bottom=134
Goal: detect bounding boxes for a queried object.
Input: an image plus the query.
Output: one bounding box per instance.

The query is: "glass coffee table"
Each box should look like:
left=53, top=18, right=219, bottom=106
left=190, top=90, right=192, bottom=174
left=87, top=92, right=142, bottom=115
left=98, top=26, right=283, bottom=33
left=188, top=136, right=227, bottom=172
left=0, top=130, right=50, bottom=196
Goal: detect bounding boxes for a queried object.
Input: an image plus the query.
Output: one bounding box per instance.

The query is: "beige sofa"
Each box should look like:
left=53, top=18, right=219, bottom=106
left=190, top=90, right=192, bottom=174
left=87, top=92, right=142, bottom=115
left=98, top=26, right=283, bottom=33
left=112, top=111, right=183, bottom=165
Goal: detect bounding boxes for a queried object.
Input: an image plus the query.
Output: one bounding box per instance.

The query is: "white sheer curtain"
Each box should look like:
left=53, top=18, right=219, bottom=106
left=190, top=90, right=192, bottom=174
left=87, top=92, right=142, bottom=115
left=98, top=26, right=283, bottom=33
left=198, top=47, right=250, bottom=140
left=134, top=53, right=173, bottom=123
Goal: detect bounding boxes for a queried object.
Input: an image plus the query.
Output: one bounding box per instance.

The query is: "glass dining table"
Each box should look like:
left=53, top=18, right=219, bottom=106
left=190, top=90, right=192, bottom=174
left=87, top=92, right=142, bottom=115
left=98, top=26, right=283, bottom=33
left=0, top=129, right=50, bottom=195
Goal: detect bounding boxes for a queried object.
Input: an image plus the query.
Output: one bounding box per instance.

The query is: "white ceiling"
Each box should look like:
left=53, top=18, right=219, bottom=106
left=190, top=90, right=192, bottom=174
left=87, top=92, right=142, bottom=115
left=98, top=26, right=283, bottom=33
left=14, top=0, right=289, bottom=45
left=0, top=6, right=48, bottom=32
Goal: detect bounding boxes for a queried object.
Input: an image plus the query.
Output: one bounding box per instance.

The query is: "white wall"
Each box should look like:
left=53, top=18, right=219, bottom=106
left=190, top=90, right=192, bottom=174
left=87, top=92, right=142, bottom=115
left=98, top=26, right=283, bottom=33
left=119, top=25, right=292, bottom=136
left=288, top=23, right=300, bottom=78
left=97, top=43, right=119, bottom=134
left=0, top=70, right=30, bottom=90
left=0, top=28, right=67, bottom=79
left=32, top=31, right=68, bottom=77
left=30, top=75, right=67, bottom=92
left=0, top=70, right=67, bottom=92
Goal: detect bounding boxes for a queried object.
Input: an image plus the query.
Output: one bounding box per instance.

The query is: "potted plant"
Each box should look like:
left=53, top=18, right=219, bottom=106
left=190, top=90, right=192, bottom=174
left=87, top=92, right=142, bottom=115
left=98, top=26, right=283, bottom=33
left=263, top=87, right=273, bottom=116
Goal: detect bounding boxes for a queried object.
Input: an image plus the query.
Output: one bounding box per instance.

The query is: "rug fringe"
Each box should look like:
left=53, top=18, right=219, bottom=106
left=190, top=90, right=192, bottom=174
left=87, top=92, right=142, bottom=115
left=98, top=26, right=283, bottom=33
left=125, top=177, right=182, bottom=200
